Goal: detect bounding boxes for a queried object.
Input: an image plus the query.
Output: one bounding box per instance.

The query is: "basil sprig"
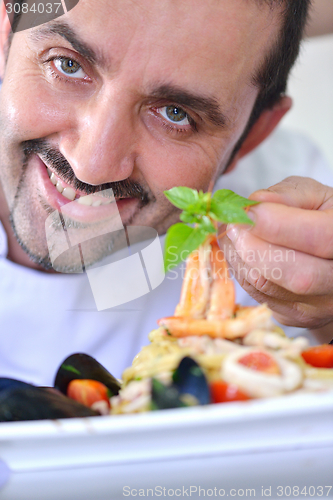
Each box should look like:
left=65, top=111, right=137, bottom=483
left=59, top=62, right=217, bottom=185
left=164, top=187, right=258, bottom=272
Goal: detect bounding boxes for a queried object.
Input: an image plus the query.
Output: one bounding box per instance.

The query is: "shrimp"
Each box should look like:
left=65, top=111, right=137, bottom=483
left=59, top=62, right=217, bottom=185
left=175, top=236, right=235, bottom=320
left=158, top=304, right=274, bottom=340
left=159, top=236, right=273, bottom=339
left=206, top=238, right=235, bottom=321
left=174, top=239, right=212, bottom=318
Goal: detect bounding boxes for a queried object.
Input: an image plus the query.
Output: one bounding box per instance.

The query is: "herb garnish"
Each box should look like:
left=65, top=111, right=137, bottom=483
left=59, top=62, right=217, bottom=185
left=61, top=364, right=81, bottom=375
left=164, top=187, right=258, bottom=272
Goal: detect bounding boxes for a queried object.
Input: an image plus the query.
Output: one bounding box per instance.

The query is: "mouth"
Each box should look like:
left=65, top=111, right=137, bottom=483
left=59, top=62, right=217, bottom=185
left=34, top=154, right=141, bottom=224
left=46, top=167, right=114, bottom=206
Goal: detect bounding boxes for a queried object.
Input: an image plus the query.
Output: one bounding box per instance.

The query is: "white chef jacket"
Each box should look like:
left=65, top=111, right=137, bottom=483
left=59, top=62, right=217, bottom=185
left=0, top=127, right=333, bottom=385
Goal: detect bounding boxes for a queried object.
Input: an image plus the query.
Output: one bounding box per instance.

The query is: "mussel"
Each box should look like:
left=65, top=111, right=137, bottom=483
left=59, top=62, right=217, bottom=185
left=173, top=356, right=210, bottom=405
left=0, top=378, right=98, bottom=422
left=151, top=356, right=211, bottom=410
left=0, top=377, right=32, bottom=392
left=151, top=378, right=186, bottom=410
left=54, top=353, right=121, bottom=397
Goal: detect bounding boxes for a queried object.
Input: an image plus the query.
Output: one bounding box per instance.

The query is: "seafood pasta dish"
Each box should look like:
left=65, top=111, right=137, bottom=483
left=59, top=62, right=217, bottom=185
left=1, top=235, right=333, bottom=421
left=109, top=237, right=333, bottom=414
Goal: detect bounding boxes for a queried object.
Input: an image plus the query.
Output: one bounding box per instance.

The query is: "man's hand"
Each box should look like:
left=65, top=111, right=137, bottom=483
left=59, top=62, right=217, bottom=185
left=218, top=176, right=333, bottom=342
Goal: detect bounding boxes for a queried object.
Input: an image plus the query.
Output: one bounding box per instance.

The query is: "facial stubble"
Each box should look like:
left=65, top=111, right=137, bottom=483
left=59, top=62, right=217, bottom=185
left=7, top=139, right=151, bottom=272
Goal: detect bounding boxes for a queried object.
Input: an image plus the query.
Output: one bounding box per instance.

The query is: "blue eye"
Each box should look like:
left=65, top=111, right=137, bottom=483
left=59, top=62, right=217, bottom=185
left=160, top=106, right=190, bottom=125
left=54, top=58, right=86, bottom=79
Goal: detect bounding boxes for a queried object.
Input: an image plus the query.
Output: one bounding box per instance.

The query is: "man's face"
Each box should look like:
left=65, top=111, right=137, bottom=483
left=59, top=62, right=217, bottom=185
left=0, top=0, right=280, bottom=271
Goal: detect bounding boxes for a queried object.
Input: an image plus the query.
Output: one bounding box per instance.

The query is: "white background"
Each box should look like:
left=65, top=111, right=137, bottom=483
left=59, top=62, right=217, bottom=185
left=282, top=34, right=333, bottom=169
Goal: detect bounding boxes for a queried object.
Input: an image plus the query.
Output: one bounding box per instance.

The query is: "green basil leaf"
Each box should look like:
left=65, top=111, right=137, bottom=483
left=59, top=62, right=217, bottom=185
left=210, top=200, right=255, bottom=224
left=164, top=187, right=199, bottom=210
left=212, top=189, right=259, bottom=208
left=179, top=212, right=201, bottom=224
left=186, top=201, right=208, bottom=216
left=198, top=215, right=216, bottom=234
left=198, top=191, right=211, bottom=204
left=208, top=210, right=219, bottom=221
left=164, top=224, right=209, bottom=272
left=163, top=188, right=258, bottom=269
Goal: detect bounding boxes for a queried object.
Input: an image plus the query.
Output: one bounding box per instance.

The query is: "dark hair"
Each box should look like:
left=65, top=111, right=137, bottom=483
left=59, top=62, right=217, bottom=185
left=229, top=0, right=311, bottom=160
left=10, top=0, right=311, bottom=145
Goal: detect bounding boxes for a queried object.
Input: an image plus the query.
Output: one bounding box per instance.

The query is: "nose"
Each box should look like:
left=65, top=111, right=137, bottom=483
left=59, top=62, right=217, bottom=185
left=59, top=91, right=136, bottom=186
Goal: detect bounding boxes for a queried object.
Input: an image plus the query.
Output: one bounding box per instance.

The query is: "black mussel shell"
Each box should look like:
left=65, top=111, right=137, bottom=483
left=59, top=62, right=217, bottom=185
left=151, top=378, right=186, bottom=410
left=0, top=377, right=33, bottom=393
left=173, top=356, right=211, bottom=405
left=151, top=357, right=211, bottom=410
left=54, top=353, right=121, bottom=397
left=0, top=383, right=99, bottom=422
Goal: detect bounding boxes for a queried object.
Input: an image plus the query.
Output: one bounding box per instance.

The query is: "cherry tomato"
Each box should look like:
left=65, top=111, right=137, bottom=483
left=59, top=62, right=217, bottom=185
left=67, top=379, right=110, bottom=408
left=210, top=380, right=250, bottom=403
left=301, top=345, right=333, bottom=369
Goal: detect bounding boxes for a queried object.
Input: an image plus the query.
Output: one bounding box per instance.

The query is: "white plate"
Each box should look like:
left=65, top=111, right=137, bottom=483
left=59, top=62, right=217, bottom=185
left=0, top=392, right=333, bottom=500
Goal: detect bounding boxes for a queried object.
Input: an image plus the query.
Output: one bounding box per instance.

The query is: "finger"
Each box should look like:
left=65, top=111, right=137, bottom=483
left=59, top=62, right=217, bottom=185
left=222, top=229, right=333, bottom=296
left=221, top=235, right=319, bottom=304
left=235, top=278, right=333, bottom=329
left=242, top=202, right=333, bottom=259
left=221, top=235, right=298, bottom=301
left=249, top=176, right=333, bottom=210
left=220, top=237, right=333, bottom=329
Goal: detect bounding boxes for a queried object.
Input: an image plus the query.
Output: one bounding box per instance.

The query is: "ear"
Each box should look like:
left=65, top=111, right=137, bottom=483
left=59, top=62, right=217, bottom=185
left=0, top=2, right=13, bottom=79
left=225, top=96, right=292, bottom=173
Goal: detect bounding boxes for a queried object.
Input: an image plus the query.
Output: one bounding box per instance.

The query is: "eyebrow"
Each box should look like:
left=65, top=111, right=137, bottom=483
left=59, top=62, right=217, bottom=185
left=29, top=23, right=228, bottom=129
left=150, top=85, right=229, bottom=129
left=29, top=21, right=106, bottom=67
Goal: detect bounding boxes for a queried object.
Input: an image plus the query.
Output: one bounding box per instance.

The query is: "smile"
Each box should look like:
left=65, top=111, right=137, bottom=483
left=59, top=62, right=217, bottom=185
left=47, top=168, right=113, bottom=206
left=32, top=154, right=140, bottom=226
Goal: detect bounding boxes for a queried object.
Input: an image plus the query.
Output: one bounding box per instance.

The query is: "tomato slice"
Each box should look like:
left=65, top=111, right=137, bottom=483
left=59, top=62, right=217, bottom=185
left=210, top=380, right=250, bottom=403
left=67, top=379, right=111, bottom=408
left=238, top=351, right=280, bottom=375
left=301, top=345, right=333, bottom=369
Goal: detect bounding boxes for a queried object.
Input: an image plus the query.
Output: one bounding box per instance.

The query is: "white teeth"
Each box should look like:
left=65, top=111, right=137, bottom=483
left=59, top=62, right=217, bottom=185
left=50, top=173, right=58, bottom=186
left=76, top=195, right=108, bottom=207
left=47, top=167, right=107, bottom=207
left=63, top=187, right=76, bottom=201
left=77, top=195, right=94, bottom=206
left=56, top=181, right=64, bottom=194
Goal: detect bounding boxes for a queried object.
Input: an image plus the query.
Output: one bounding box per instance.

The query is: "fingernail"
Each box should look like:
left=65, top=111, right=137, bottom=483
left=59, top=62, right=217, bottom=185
left=249, top=267, right=261, bottom=281
left=226, top=224, right=240, bottom=243
left=247, top=209, right=256, bottom=223
left=217, top=223, right=228, bottom=238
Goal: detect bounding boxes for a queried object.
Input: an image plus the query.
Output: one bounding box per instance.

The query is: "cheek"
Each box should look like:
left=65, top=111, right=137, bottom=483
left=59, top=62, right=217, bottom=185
left=140, top=116, right=229, bottom=194
left=140, top=142, right=218, bottom=195
left=0, top=74, right=72, bottom=141
left=1, top=38, right=75, bottom=142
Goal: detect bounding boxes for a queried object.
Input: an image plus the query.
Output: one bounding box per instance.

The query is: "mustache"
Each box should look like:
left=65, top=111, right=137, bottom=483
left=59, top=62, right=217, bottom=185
left=22, top=139, right=150, bottom=202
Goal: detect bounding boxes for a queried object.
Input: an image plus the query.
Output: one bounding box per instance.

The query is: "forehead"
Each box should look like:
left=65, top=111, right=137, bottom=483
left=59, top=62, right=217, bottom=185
left=30, top=0, right=281, bottom=112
